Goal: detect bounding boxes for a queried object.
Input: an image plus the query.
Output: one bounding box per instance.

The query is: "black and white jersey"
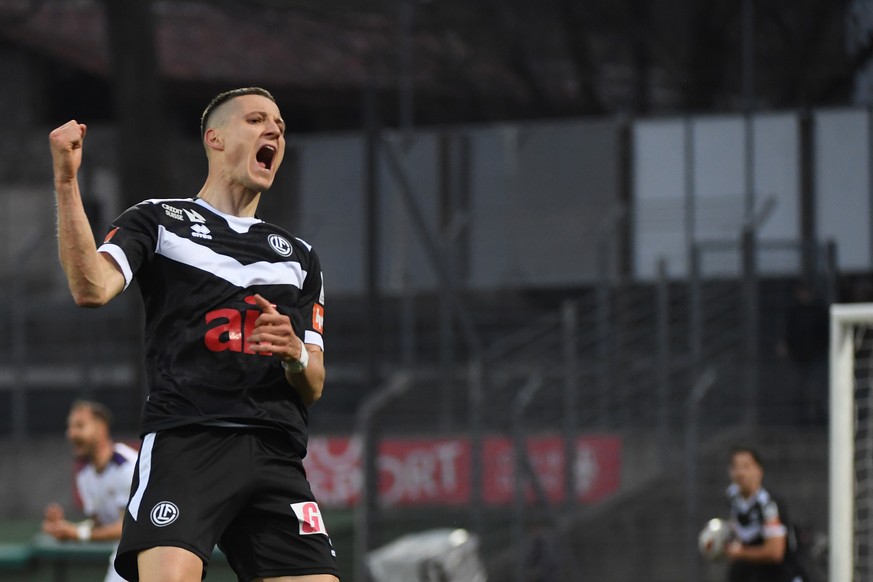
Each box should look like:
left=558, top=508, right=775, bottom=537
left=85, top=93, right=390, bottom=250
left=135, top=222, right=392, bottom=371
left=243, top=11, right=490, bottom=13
left=726, top=484, right=805, bottom=582
left=76, top=442, right=138, bottom=527
left=727, top=483, right=787, bottom=546
left=98, top=197, right=325, bottom=456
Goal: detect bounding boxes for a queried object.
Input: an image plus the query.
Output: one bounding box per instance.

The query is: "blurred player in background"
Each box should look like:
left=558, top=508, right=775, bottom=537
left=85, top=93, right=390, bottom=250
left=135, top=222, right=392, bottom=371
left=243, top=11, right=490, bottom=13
left=49, top=87, right=338, bottom=582
left=42, top=400, right=137, bottom=582
left=725, top=446, right=807, bottom=582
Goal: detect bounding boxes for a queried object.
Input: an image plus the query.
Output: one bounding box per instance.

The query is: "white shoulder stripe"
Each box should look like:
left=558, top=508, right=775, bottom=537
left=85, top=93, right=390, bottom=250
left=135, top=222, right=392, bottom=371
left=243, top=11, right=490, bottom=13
left=140, top=197, right=196, bottom=205
left=157, top=226, right=306, bottom=288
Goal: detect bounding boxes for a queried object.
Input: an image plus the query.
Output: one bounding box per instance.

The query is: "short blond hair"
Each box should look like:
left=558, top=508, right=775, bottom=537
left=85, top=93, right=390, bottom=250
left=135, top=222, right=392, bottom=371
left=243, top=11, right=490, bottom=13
left=200, top=87, right=276, bottom=138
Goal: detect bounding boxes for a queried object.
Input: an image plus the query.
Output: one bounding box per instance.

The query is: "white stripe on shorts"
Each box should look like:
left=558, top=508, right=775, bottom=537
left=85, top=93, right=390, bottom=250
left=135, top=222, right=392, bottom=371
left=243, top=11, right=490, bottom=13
left=127, top=433, right=156, bottom=521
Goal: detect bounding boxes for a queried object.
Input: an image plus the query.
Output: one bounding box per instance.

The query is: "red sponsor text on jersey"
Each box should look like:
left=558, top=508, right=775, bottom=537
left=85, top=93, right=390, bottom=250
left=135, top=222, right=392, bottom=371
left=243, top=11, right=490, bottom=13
left=204, top=307, right=271, bottom=355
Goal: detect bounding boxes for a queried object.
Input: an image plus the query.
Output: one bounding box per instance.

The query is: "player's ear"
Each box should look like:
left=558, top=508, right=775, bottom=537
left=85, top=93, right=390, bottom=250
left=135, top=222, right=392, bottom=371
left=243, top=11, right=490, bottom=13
left=204, top=128, right=224, bottom=152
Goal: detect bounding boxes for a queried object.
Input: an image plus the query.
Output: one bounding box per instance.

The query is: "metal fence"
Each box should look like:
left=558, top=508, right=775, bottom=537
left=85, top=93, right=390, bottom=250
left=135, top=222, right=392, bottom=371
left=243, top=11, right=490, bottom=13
left=348, top=226, right=834, bottom=580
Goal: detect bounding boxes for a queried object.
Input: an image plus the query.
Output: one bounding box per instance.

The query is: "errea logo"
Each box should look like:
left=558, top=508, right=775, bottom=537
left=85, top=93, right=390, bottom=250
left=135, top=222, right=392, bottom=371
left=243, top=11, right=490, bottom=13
left=150, top=501, right=179, bottom=527
left=191, top=224, right=212, bottom=240
left=269, top=234, right=293, bottom=257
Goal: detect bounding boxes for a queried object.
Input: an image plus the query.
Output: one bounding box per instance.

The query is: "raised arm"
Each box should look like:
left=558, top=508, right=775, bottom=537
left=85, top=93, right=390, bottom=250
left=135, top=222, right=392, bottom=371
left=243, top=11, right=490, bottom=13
left=49, top=121, right=125, bottom=307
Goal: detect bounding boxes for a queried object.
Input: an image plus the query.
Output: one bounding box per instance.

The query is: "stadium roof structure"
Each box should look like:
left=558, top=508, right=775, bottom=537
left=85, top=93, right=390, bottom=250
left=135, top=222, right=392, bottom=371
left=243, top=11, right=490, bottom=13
left=0, top=0, right=536, bottom=130
left=0, top=0, right=860, bottom=131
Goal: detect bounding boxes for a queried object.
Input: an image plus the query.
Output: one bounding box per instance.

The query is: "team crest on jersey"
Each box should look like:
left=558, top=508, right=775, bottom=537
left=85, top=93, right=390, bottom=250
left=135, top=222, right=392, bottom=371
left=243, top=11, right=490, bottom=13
left=191, top=224, right=212, bottom=240
left=290, top=501, right=328, bottom=535
left=269, top=234, right=293, bottom=257
left=150, top=501, right=179, bottom=527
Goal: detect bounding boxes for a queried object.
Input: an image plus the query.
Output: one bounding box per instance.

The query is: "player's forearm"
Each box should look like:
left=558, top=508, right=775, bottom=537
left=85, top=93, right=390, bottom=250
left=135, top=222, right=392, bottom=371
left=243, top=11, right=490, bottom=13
left=55, top=180, right=117, bottom=307
left=89, top=519, right=123, bottom=542
left=52, top=517, right=122, bottom=542
left=287, top=348, right=325, bottom=405
left=734, top=538, right=785, bottom=563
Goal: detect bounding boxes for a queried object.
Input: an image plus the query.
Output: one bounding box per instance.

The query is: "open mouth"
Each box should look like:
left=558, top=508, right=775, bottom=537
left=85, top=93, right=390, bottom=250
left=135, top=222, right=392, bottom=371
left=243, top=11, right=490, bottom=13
left=256, top=144, right=276, bottom=171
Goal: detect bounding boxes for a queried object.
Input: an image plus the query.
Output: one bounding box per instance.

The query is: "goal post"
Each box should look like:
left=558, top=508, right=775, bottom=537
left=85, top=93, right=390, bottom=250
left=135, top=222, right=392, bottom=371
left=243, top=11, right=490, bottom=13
left=830, top=303, right=873, bottom=582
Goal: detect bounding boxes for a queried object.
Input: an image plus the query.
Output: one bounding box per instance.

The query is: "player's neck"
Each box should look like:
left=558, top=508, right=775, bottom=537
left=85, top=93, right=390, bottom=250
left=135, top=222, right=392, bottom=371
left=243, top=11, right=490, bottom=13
left=197, top=181, right=261, bottom=218
left=739, top=484, right=761, bottom=500
left=91, top=440, right=114, bottom=473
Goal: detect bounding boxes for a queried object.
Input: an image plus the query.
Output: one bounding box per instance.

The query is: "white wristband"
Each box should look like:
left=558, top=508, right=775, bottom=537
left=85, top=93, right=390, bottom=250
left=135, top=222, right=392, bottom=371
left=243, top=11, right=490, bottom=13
left=76, top=523, right=92, bottom=541
left=281, top=339, right=309, bottom=373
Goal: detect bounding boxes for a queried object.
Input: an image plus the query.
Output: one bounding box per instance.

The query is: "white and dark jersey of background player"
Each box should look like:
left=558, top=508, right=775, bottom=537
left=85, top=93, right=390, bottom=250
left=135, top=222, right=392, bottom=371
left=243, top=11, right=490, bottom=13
left=727, top=483, right=805, bottom=582
left=97, top=197, right=325, bottom=457
left=77, top=442, right=138, bottom=528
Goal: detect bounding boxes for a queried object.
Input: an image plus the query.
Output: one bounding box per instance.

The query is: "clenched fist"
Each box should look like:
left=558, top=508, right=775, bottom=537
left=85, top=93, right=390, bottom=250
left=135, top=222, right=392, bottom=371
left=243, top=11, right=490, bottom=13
left=49, top=120, right=87, bottom=184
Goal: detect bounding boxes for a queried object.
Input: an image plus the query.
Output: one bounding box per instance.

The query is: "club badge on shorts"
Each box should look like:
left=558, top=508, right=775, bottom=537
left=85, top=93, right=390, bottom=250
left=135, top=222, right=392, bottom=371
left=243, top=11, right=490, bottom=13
left=150, top=501, right=180, bottom=527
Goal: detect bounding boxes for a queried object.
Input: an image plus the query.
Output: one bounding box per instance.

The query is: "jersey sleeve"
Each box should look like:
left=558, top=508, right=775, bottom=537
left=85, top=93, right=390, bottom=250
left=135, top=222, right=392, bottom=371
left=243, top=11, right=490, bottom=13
left=97, top=203, right=159, bottom=291
left=298, top=247, right=325, bottom=351
left=762, top=499, right=787, bottom=538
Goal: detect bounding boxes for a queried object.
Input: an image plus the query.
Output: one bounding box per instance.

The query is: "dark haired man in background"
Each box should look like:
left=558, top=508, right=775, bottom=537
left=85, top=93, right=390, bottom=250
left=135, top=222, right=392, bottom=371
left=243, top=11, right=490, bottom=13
left=725, top=446, right=806, bottom=582
left=42, top=400, right=137, bottom=582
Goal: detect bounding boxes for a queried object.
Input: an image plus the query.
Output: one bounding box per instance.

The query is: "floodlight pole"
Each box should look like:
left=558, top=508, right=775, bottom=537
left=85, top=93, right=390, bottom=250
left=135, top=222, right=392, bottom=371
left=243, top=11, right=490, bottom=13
left=397, top=0, right=415, bottom=137
left=741, top=0, right=759, bottom=427
left=353, top=373, right=411, bottom=582
left=684, top=368, right=716, bottom=582
left=363, top=74, right=382, bottom=392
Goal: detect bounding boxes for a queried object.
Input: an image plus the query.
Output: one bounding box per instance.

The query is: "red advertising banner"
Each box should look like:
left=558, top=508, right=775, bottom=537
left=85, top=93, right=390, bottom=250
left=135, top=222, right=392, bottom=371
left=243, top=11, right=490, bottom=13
left=304, top=434, right=621, bottom=508
left=481, top=434, right=622, bottom=504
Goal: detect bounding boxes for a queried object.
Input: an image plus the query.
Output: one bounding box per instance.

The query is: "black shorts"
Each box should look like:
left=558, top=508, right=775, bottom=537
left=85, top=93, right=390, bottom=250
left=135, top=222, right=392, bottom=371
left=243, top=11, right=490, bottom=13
left=115, top=425, right=339, bottom=581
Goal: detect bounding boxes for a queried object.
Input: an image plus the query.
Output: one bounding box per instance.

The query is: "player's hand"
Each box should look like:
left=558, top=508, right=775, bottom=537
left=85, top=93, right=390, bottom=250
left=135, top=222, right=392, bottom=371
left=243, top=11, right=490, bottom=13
left=43, top=502, right=64, bottom=522
left=49, top=120, right=87, bottom=183
left=41, top=518, right=77, bottom=541
left=725, top=540, right=743, bottom=561
left=247, top=294, right=304, bottom=362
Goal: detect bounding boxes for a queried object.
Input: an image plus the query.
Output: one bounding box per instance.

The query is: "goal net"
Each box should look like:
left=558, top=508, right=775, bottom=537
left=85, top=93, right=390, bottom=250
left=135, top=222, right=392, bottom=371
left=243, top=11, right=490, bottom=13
left=831, top=303, right=873, bottom=582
